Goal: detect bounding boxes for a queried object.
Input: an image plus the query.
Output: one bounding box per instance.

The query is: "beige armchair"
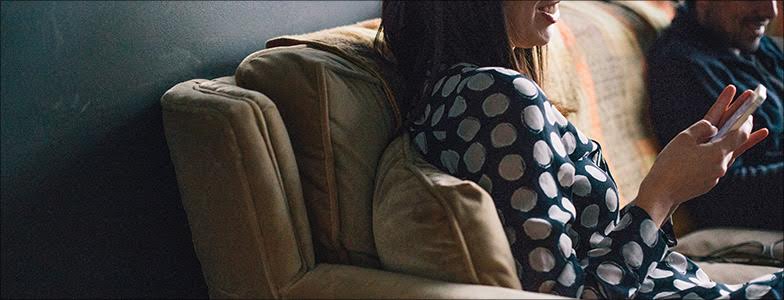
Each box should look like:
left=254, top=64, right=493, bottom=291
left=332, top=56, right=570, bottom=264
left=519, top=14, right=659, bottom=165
left=161, top=76, right=560, bottom=299
left=161, top=2, right=781, bottom=299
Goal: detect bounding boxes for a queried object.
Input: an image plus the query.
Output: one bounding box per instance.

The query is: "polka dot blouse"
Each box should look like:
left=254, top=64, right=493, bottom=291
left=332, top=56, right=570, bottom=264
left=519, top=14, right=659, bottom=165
left=408, top=63, right=783, bottom=299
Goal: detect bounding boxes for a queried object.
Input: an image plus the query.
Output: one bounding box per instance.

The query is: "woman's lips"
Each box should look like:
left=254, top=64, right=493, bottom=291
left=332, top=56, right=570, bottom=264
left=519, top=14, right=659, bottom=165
left=538, top=2, right=561, bottom=24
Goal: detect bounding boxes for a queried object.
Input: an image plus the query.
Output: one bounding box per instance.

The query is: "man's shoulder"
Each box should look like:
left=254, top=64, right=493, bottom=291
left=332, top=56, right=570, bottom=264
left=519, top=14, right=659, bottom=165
left=759, top=36, right=784, bottom=58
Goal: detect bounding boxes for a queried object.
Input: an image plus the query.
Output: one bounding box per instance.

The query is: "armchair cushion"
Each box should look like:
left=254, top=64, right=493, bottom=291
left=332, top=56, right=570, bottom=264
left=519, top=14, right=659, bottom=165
left=373, top=133, right=520, bottom=289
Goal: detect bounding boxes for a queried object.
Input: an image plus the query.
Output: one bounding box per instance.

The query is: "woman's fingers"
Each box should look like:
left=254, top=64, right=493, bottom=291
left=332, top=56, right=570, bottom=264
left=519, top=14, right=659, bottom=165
left=715, top=115, right=753, bottom=149
left=732, top=128, right=769, bottom=160
left=703, top=85, right=736, bottom=124
left=688, top=119, right=719, bottom=142
left=718, top=89, right=754, bottom=127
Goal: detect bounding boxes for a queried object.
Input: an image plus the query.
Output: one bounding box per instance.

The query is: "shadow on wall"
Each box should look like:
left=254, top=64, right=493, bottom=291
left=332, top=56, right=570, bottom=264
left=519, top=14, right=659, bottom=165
left=0, top=1, right=380, bottom=298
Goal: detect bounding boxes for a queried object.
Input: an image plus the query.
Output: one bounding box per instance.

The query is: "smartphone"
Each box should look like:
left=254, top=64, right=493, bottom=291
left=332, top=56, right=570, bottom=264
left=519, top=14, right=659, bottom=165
left=709, top=84, right=767, bottom=143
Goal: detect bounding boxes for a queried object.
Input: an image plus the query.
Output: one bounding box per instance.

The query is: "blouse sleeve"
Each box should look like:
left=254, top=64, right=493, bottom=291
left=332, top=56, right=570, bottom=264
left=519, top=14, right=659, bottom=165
left=417, top=67, right=672, bottom=298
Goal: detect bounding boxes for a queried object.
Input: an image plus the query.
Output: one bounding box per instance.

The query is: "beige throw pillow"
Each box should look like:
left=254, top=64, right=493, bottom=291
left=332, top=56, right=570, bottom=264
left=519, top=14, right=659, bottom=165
left=373, top=133, right=521, bottom=289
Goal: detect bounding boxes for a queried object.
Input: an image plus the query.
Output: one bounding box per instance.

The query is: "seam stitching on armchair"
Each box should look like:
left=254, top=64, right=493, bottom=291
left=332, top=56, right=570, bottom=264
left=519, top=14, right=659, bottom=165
left=315, top=64, right=348, bottom=263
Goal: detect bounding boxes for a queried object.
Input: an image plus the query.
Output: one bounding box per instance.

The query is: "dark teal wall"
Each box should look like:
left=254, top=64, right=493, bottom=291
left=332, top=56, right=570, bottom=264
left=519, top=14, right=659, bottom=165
left=0, top=1, right=380, bottom=297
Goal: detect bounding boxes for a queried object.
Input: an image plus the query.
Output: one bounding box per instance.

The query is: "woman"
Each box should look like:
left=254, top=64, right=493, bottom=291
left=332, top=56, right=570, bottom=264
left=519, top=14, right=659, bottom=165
left=378, top=1, right=783, bottom=299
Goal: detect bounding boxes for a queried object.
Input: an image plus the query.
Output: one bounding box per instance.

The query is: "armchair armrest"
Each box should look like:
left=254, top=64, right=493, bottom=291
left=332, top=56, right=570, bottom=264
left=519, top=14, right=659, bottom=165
left=283, top=264, right=570, bottom=299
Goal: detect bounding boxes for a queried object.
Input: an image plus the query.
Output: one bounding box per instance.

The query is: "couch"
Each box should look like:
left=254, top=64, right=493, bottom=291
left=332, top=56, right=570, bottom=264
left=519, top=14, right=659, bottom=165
left=161, top=1, right=781, bottom=298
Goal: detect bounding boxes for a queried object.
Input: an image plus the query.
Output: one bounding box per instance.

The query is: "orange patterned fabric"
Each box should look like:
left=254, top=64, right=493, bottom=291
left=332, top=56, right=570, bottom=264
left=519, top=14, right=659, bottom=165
left=544, top=1, right=674, bottom=206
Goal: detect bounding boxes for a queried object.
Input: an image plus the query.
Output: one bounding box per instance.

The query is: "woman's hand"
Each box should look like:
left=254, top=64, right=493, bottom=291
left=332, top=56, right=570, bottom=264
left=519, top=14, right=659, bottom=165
left=635, top=85, right=769, bottom=226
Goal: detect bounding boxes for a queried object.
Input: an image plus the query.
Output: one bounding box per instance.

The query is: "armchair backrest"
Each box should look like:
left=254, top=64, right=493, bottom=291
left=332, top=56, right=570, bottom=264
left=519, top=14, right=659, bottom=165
left=235, top=22, right=400, bottom=267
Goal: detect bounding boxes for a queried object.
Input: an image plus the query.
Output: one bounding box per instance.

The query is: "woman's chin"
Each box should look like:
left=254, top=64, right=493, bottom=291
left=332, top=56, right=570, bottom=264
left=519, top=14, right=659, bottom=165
left=534, top=35, right=551, bottom=47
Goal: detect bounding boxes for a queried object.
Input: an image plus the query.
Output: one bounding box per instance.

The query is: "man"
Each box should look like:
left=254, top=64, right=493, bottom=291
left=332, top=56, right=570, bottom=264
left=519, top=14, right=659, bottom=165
left=647, top=0, right=783, bottom=231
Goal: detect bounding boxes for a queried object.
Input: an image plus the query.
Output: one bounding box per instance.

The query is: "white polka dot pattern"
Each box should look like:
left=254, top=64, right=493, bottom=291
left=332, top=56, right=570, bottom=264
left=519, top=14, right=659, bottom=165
left=646, top=262, right=658, bottom=277
left=588, top=248, right=611, bottom=257
left=529, top=247, right=556, bottom=272
left=548, top=205, right=572, bottom=224
left=648, top=268, right=674, bottom=279
left=513, top=77, right=539, bottom=97
left=558, top=233, right=573, bottom=258
left=604, top=222, right=616, bottom=235
left=557, top=163, right=575, bottom=187
left=440, top=150, right=460, bottom=174
left=602, top=191, right=617, bottom=214
left=449, top=96, right=467, bottom=118
left=550, top=132, right=567, bottom=157
left=464, top=142, right=486, bottom=173
left=441, top=74, right=461, bottom=97
left=457, top=118, right=481, bottom=141
left=746, top=284, right=772, bottom=299
left=673, top=279, right=696, bottom=290
left=595, top=235, right=613, bottom=249
left=666, top=252, right=688, bottom=275
left=539, top=173, right=558, bottom=198
left=640, top=279, right=655, bottom=293
left=597, top=263, right=623, bottom=285
left=552, top=105, right=568, bottom=127
left=466, top=73, right=494, bottom=91
left=456, top=77, right=469, bottom=94
left=511, top=187, right=537, bottom=212
left=573, top=175, right=592, bottom=196
left=561, top=197, right=576, bottom=218
left=523, top=218, right=552, bottom=240
left=533, top=140, right=553, bottom=167
left=614, top=213, right=632, bottom=232
left=585, top=165, right=607, bottom=182
left=694, top=269, right=716, bottom=288
left=431, top=104, right=445, bottom=126
left=498, top=154, right=525, bottom=181
left=523, top=105, right=545, bottom=132
left=491, top=123, right=517, bottom=148
left=627, top=288, right=638, bottom=298
left=543, top=102, right=557, bottom=126
left=580, top=204, right=600, bottom=228
left=562, top=132, right=577, bottom=155
left=482, top=93, right=509, bottom=117
left=557, top=262, right=577, bottom=286
left=589, top=232, right=605, bottom=247
left=622, top=242, right=643, bottom=268
left=640, top=219, right=658, bottom=247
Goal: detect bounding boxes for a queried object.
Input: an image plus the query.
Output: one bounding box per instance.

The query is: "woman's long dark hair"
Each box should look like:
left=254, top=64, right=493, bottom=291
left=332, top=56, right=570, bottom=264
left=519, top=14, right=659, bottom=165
left=376, top=1, right=547, bottom=116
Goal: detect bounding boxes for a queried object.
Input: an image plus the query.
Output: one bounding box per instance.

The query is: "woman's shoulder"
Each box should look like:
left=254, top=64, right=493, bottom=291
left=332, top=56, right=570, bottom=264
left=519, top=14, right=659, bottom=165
left=426, top=63, right=544, bottom=102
